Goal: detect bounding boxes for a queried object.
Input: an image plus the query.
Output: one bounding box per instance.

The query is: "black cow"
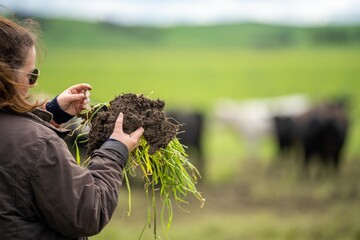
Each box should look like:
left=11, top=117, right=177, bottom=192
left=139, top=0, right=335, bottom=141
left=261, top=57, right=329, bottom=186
left=273, top=115, right=297, bottom=156
left=300, top=100, right=349, bottom=172
left=272, top=98, right=349, bottom=174
left=166, top=110, right=205, bottom=179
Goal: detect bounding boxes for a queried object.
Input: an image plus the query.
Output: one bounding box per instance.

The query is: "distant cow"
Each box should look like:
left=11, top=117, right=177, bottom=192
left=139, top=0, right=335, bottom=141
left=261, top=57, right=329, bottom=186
left=273, top=115, right=297, bottom=156
left=273, top=98, right=349, bottom=173
left=300, top=100, right=349, bottom=172
left=166, top=110, right=205, bottom=179
left=213, top=94, right=310, bottom=158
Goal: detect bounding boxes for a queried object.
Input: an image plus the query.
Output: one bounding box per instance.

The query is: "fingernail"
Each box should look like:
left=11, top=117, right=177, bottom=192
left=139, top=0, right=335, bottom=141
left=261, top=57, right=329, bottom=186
left=120, top=112, right=123, bottom=117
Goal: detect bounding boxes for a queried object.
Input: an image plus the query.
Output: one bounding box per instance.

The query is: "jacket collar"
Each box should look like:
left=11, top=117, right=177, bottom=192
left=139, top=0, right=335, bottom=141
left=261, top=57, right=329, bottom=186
left=0, top=108, right=71, bottom=138
left=28, top=108, right=71, bottom=138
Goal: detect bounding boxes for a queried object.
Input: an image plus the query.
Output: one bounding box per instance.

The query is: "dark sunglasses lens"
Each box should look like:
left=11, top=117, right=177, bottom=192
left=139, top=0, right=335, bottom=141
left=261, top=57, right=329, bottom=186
left=33, top=68, right=40, bottom=75
left=29, top=75, right=37, bottom=85
left=29, top=69, right=39, bottom=85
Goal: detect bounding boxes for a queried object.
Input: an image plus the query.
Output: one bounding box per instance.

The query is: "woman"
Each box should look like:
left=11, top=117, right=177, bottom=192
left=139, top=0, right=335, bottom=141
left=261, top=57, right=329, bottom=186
left=0, top=16, right=144, bottom=239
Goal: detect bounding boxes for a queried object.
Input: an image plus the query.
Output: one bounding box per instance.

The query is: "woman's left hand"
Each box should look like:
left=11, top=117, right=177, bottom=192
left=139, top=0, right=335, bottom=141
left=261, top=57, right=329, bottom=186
left=57, top=83, right=92, bottom=116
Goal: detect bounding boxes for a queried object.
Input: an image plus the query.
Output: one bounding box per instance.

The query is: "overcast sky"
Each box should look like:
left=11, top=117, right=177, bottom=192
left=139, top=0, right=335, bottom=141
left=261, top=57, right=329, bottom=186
left=2, top=0, right=360, bottom=26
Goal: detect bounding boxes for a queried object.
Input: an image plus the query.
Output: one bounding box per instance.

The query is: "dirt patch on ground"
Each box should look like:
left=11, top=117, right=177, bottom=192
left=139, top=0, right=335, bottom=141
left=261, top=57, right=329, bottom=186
left=86, top=93, right=179, bottom=156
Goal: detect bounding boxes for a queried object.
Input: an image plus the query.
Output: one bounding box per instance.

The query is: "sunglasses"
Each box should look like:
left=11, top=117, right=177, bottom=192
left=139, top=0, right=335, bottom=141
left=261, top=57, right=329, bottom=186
left=13, top=68, right=40, bottom=85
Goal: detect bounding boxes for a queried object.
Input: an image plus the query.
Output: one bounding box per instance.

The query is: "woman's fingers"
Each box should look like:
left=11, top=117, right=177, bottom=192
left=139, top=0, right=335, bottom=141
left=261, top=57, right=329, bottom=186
left=110, top=112, right=144, bottom=151
left=69, top=83, right=92, bottom=93
left=114, top=112, right=124, bottom=133
left=130, top=127, right=145, bottom=140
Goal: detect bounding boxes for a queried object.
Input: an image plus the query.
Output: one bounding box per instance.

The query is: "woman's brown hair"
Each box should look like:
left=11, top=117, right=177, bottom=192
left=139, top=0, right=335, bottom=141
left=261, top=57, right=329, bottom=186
left=0, top=16, right=44, bottom=113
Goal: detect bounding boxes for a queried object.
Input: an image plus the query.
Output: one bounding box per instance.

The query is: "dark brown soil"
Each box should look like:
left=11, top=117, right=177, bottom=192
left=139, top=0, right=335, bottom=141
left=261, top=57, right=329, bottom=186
left=86, top=93, right=179, bottom=156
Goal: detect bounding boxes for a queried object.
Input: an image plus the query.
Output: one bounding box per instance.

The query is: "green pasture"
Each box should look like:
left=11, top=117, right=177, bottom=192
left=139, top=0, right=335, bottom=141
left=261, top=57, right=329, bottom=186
left=93, top=160, right=360, bottom=240
left=29, top=19, right=360, bottom=239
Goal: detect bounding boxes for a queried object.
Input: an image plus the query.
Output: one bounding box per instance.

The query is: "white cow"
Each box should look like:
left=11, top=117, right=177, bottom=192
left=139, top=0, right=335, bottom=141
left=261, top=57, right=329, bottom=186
left=213, top=94, right=311, bottom=157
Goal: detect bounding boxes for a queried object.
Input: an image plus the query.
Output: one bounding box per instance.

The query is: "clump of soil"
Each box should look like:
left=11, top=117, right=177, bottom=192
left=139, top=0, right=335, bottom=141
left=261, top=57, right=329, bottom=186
left=86, top=93, right=179, bottom=156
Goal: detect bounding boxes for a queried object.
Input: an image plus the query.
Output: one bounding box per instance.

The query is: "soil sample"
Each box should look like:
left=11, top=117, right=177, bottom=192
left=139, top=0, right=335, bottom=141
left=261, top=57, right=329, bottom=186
left=86, top=93, right=179, bottom=156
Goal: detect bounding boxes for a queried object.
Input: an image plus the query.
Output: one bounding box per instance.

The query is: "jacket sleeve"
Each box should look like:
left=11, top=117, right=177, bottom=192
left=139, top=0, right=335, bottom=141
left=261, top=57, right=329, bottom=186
left=30, top=134, right=129, bottom=237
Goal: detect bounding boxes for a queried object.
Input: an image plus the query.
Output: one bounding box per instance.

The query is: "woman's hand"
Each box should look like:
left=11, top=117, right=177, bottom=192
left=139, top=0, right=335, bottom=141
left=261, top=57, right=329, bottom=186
left=110, top=112, right=144, bottom=151
left=57, top=83, right=92, bottom=116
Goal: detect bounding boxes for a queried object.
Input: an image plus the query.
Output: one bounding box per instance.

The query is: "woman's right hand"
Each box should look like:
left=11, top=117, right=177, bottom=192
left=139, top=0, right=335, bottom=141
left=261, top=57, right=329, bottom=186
left=110, top=112, right=144, bottom=152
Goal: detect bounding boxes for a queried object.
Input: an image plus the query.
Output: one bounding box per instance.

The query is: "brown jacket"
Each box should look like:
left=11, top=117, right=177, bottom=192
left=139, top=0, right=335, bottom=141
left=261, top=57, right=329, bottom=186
left=0, top=109, right=128, bottom=239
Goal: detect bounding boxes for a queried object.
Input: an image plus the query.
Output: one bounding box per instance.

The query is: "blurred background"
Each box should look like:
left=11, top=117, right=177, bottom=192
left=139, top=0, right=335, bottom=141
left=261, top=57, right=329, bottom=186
left=2, top=0, right=360, bottom=239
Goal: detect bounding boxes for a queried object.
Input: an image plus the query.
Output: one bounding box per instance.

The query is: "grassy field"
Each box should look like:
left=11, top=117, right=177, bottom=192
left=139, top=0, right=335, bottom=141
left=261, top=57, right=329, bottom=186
left=92, top=159, right=360, bottom=240
left=28, top=18, right=360, bottom=239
